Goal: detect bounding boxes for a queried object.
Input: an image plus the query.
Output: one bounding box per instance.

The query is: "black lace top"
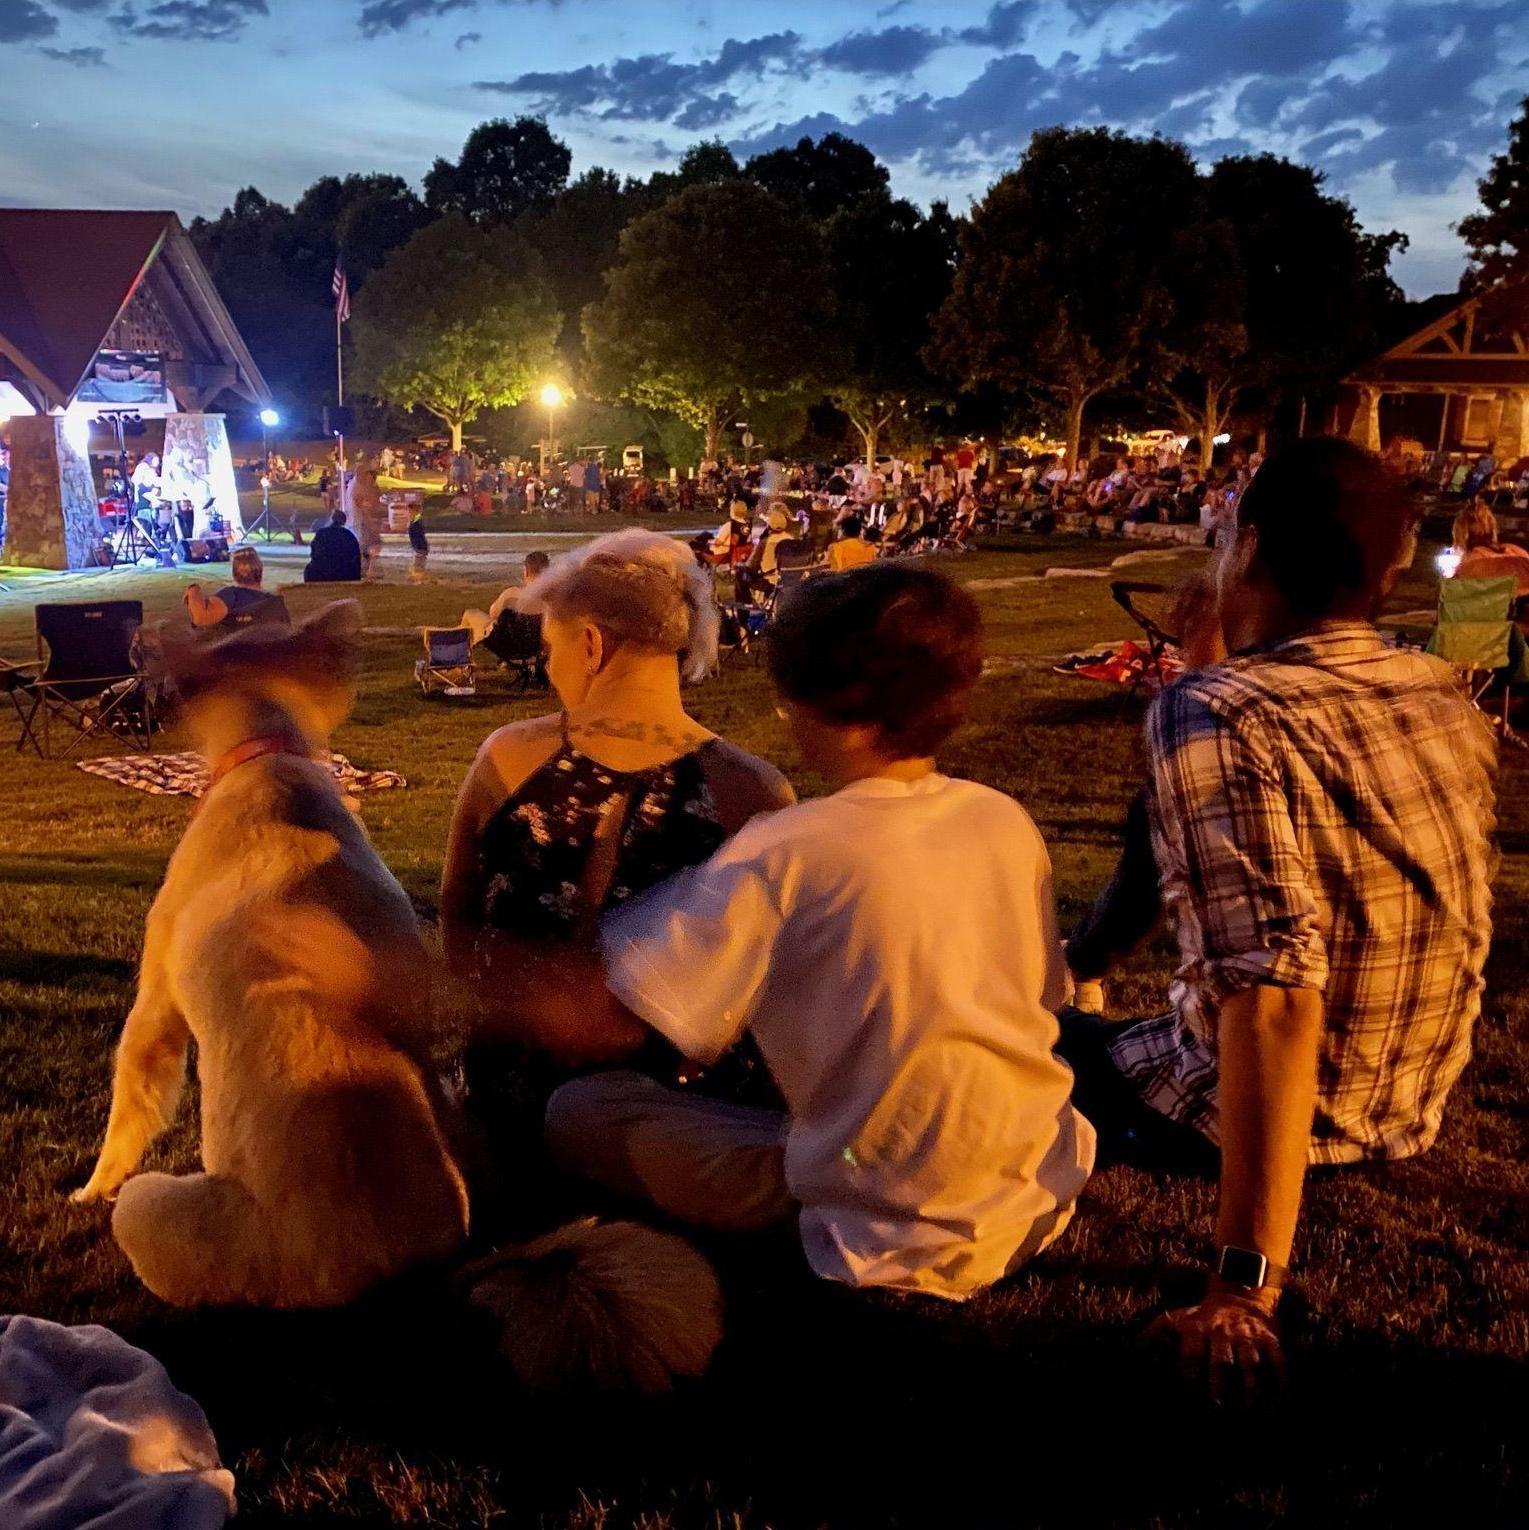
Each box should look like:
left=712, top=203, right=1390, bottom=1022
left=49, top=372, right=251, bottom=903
left=473, top=733, right=728, bottom=950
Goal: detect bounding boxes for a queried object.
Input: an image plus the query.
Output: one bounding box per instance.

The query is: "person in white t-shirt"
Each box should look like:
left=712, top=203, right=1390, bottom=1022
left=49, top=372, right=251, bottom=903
left=480, top=563, right=1095, bottom=1301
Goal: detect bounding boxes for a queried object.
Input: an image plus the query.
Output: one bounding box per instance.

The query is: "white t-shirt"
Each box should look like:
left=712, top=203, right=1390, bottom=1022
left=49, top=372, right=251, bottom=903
left=602, top=774, right=1096, bottom=1300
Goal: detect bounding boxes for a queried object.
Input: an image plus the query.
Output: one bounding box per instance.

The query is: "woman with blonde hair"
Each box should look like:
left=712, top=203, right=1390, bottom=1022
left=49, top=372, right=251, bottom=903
left=442, top=530, right=793, bottom=1129
left=1452, top=496, right=1529, bottom=595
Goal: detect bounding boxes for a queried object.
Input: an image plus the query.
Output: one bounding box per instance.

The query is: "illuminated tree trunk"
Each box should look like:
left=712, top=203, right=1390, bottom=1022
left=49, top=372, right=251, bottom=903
left=1064, top=392, right=1088, bottom=472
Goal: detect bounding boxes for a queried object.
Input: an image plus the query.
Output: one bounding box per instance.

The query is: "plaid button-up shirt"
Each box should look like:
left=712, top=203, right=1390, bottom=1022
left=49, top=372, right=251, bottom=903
left=1109, top=622, right=1497, bottom=1164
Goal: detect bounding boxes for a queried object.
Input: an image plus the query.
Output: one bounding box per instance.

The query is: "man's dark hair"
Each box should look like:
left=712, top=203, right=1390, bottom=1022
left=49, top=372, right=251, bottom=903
left=330, top=508, right=347, bottom=526
left=524, top=550, right=551, bottom=575
left=1237, top=437, right=1415, bottom=618
left=768, top=562, right=984, bottom=759
left=840, top=514, right=863, bottom=538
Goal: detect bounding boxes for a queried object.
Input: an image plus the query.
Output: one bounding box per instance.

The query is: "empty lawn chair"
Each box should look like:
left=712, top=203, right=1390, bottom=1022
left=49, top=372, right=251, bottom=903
left=7, top=601, right=155, bottom=758
left=415, top=626, right=477, bottom=697
left=1427, top=574, right=1526, bottom=744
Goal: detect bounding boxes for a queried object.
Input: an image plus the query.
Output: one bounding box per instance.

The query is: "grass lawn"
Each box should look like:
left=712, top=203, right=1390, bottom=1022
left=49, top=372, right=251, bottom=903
left=0, top=534, right=1524, bottom=1528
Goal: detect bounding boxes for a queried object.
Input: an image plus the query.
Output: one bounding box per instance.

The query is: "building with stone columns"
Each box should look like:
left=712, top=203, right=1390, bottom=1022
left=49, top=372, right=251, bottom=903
left=0, top=209, right=269, bottom=569
left=1342, top=276, right=1529, bottom=467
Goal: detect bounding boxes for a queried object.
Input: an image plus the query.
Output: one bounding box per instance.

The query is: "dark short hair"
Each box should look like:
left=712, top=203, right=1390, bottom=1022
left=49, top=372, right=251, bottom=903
left=1237, top=437, right=1414, bottom=618
left=768, top=562, right=984, bottom=758
left=840, top=514, right=863, bottom=538
left=330, top=508, right=347, bottom=526
left=524, top=550, right=551, bottom=574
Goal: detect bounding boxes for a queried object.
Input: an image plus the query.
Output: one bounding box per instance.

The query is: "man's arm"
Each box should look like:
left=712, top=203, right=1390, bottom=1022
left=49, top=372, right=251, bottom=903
left=182, top=583, right=228, bottom=629
left=1149, top=982, right=1321, bottom=1398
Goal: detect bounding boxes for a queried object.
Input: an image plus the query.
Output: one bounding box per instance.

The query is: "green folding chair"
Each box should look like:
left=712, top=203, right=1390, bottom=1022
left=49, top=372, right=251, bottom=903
left=1426, top=575, right=1526, bottom=744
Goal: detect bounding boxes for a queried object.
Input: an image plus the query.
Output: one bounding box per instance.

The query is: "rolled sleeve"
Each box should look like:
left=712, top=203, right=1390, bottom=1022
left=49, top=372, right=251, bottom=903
left=1149, top=685, right=1328, bottom=999
left=601, top=855, right=783, bottom=1064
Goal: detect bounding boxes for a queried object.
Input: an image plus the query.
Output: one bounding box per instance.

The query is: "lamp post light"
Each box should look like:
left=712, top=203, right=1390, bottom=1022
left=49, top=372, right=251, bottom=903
left=539, top=384, right=564, bottom=477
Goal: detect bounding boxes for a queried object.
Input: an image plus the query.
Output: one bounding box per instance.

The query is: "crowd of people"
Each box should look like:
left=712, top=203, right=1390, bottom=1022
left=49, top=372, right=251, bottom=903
left=413, top=436, right=1500, bottom=1397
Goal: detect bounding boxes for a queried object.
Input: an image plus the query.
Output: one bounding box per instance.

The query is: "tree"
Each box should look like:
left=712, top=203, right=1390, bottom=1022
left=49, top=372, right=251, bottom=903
left=1459, top=95, right=1529, bottom=287
left=745, top=132, right=889, bottom=221
left=822, top=196, right=958, bottom=466
left=926, top=127, right=1200, bottom=468
left=424, top=117, right=572, bottom=225
left=645, top=140, right=741, bottom=203
left=517, top=167, right=647, bottom=366
left=583, top=180, right=833, bottom=462
left=351, top=215, right=560, bottom=451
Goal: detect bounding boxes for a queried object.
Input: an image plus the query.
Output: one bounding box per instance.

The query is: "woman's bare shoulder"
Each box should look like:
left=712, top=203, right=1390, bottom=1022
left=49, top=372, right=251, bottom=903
left=471, top=713, right=565, bottom=797
left=702, top=739, right=796, bottom=830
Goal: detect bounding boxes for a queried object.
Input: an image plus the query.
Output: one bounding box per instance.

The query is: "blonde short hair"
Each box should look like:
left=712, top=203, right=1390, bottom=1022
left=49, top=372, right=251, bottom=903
left=523, top=528, right=719, bottom=682
left=230, top=547, right=264, bottom=586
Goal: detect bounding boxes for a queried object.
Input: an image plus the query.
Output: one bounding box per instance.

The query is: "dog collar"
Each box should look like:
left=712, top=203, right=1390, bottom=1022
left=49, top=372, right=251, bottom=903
left=204, top=735, right=313, bottom=795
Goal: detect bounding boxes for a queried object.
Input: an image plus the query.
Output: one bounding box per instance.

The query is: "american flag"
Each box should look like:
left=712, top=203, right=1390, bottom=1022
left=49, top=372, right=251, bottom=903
left=332, top=264, right=350, bottom=324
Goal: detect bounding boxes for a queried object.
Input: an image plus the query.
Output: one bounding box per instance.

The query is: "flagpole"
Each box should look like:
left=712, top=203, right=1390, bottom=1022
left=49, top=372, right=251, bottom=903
left=335, top=269, right=348, bottom=521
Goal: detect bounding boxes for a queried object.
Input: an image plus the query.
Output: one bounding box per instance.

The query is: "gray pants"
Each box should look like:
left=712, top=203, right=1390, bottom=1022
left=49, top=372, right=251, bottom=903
left=545, top=1071, right=795, bottom=1233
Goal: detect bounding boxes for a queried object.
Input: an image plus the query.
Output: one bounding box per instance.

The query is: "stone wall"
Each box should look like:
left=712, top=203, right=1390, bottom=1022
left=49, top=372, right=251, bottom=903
left=2, top=415, right=104, bottom=571
left=161, top=413, right=243, bottom=537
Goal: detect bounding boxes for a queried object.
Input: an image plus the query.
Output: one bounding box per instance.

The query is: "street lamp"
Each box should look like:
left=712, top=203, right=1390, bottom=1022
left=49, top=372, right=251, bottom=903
left=539, top=384, right=564, bottom=476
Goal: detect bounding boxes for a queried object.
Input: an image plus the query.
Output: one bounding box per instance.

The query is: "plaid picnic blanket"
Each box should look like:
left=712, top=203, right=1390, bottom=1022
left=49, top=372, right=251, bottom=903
left=76, top=751, right=406, bottom=798
left=1053, top=637, right=1184, bottom=691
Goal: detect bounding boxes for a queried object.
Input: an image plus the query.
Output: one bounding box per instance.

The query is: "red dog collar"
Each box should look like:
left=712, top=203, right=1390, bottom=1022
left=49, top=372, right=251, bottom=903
left=204, top=735, right=313, bottom=795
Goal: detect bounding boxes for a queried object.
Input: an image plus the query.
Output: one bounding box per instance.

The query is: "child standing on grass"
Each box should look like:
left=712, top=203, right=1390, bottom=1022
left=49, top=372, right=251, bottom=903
left=407, top=508, right=430, bottom=583
left=480, top=563, right=1095, bottom=1300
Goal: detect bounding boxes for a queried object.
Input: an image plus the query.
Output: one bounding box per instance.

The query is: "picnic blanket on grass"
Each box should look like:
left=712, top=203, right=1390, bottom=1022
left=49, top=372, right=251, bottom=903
left=1053, top=637, right=1184, bottom=691
left=77, top=751, right=406, bottom=798
left=0, top=1315, right=234, bottom=1529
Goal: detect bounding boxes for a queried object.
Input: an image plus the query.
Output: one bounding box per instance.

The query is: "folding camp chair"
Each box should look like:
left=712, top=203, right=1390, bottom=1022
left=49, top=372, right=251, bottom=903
left=415, top=626, right=477, bottom=697
left=8, top=601, right=155, bottom=758
left=476, top=608, right=545, bottom=693
left=1109, top=582, right=1181, bottom=700
left=1426, top=575, right=1526, bottom=745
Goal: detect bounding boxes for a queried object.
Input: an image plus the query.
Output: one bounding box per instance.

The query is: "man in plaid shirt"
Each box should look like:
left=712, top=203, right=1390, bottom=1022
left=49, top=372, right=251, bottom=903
left=1062, top=438, right=1497, bottom=1395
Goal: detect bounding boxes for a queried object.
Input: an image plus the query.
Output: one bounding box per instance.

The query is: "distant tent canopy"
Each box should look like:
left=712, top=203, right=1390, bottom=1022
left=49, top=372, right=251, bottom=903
left=0, top=209, right=269, bottom=417
left=1342, top=276, right=1529, bottom=464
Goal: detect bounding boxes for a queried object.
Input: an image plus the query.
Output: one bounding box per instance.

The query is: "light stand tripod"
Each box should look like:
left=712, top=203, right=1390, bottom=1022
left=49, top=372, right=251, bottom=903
left=99, top=410, right=157, bottom=569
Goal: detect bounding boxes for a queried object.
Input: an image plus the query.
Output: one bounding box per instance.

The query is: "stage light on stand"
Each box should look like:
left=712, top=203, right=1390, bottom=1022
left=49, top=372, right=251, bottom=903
left=259, top=408, right=280, bottom=428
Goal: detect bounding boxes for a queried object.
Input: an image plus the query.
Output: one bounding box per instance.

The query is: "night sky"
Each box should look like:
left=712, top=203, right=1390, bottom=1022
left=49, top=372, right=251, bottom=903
left=1, top=0, right=1524, bottom=296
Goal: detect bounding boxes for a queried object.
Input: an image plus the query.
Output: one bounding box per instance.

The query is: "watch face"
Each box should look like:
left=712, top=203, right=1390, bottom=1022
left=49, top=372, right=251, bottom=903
left=1218, top=1246, right=1269, bottom=1288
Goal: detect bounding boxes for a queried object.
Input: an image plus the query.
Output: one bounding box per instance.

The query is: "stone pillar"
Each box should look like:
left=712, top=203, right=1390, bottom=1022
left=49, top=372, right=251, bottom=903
left=1492, top=390, right=1528, bottom=465
left=1, top=414, right=103, bottom=570
left=1348, top=386, right=1382, bottom=453
left=162, top=413, right=244, bottom=539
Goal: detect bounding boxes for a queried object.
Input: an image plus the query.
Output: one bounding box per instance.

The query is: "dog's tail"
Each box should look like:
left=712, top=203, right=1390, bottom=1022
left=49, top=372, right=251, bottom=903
left=458, top=1218, right=723, bottom=1395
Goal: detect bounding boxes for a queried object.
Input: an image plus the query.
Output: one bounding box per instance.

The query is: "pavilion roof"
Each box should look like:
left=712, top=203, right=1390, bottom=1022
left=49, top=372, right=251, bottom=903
left=1348, top=276, right=1529, bottom=393
left=0, top=209, right=269, bottom=411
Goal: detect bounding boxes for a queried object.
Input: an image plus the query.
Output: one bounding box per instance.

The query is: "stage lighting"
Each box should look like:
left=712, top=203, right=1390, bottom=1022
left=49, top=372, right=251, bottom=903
left=260, top=408, right=280, bottom=428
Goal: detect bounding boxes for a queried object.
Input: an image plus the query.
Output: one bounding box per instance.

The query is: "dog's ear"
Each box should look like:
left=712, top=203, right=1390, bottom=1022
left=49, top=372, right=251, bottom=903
left=288, top=600, right=362, bottom=682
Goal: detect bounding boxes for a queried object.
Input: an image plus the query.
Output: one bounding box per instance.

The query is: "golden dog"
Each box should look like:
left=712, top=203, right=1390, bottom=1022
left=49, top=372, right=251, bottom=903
left=72, top=602, right=470, bottom=1307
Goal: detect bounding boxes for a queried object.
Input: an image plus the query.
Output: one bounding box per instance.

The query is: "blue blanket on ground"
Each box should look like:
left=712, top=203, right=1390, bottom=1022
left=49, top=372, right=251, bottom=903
left=0, top=1316, right=234, bottom=1529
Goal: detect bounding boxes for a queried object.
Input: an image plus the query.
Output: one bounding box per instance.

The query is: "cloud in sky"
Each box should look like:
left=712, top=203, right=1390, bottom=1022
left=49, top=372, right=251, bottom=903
left=0, top=0, right=1524, bottom=295
left=109, top=0, right=268, bottom=42
left=0, top=0, right=58, bottom=42
left=39, top=41, right=105, bottom=60
left=356, top=0, right=556, bottom=37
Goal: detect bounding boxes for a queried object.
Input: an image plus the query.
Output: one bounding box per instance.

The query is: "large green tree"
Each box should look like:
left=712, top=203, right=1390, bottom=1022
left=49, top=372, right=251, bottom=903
left=926, top=126, right=1200, bottom=468
left=424, top=117, right=572, bottom=225
left=351, top=214, right=560, bottom=451
left=582, top=180, right=833, bottom=462
left=823, top=196, right=959, bottom=466
left=1156, top=156, right=1403, bottom=458
left=745, top=132, right=889, bottom=221
left=1459, top=95, right=1529, bottom=287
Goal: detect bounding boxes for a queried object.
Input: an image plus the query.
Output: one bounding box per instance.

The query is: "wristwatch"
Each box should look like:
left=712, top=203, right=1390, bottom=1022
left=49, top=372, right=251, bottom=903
left=1215, top=1245, right=1288, bottom=1292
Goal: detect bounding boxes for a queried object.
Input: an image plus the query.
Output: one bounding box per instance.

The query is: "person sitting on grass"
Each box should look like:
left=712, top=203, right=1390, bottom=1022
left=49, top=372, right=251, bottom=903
left=303, top=508, right=362, bottom=584
left=441, top=529, right=794, bottom=1163
left=1060, top=437, right=1498, bottom=1396
left=827, top=514, right=876, bottom=572
left=478, top=563, right=1095, bottom=1300
left=183, top=547, right=289, bottom=631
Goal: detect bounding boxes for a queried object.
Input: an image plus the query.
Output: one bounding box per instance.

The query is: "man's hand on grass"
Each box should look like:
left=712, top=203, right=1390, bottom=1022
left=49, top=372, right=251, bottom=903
left=1146, top=1286, right=1284, bottom=1403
